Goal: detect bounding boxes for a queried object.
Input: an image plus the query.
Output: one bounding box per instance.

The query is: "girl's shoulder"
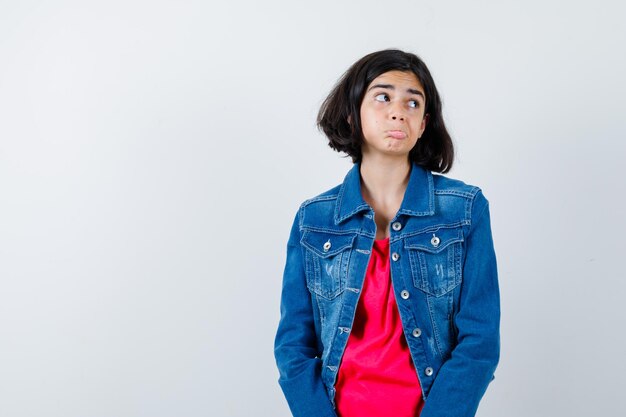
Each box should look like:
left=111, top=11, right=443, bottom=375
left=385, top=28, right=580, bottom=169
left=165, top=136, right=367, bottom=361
left=431, top=172, right=483, bottom=199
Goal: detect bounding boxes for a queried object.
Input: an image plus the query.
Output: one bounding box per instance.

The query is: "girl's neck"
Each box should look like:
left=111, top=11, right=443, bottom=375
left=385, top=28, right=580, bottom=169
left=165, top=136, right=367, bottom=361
left=359, top=156, right=411, bottom=209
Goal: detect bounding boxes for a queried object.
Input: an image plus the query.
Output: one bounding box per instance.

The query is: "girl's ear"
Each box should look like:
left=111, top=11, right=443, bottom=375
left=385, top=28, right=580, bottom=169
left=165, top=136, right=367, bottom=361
left=418, top=114, right=429, bottom=138
left=347, top=114, right=352, bottom=125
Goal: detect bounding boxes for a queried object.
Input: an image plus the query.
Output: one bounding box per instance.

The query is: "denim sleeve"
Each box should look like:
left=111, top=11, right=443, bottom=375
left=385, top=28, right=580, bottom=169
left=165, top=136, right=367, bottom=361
left=274, top=208, right=339, bottom=417
left=420, top=191, right=501, bottom=417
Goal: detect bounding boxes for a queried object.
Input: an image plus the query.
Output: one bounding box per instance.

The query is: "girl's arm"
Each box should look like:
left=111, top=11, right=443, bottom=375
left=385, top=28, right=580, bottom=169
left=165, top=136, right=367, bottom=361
left=420, top=191, right=501, bottom=417
left=274, top=209, right=339, bottom=417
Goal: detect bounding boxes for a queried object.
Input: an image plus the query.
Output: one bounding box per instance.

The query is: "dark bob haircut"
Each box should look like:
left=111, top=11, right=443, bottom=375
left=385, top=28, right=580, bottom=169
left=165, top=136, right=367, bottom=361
left=317, top=49, right=454, bottom=173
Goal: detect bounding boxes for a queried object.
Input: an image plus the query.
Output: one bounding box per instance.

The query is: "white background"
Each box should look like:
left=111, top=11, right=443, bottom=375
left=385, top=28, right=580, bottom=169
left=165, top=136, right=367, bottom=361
left=1, top=1, right=625, bottom=416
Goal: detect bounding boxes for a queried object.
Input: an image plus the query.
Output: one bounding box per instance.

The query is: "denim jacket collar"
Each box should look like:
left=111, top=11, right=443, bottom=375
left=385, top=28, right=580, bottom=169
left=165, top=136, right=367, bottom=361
left=334, top=161, right=435, bottom=224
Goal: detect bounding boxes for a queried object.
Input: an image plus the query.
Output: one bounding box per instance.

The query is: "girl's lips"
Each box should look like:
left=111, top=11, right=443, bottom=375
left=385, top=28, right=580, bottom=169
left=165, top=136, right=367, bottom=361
left=387, top=130, right=406, bottom=139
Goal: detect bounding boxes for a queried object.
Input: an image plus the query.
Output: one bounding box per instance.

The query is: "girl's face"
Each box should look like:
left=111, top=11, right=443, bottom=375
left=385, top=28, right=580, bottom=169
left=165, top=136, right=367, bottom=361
left=359, top=70, right=428, bottom=160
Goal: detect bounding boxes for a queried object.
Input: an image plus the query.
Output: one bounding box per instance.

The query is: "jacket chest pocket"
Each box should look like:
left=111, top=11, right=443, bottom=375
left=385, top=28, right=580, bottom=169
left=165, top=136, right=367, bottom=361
left=404, top=228, right=464, bottom=297
left=301, top=231, right=356, bottom=300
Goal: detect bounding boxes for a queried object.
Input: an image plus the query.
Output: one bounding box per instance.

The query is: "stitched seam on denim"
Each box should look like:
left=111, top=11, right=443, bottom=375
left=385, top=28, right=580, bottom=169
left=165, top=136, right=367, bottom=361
left=398, top=209, right=435, bottom=216
left=398, top=222, right=468, bottom=241
left=303, top=249, right=314, bottom=293
left=329, top=279, right=350, bottom=388
left=298, top=203, right=305, bottom=230
left=447, top=241, right=456, bottom=292
left=408, top=250, right=421, bottom=291
left=405, top=237, right=463, bottom=253
left=469, top=195, right=488, bottom=232
left=304, top=251, right=316, bottom=295
left=445, top=298, right=454, bottom=358
left=466, top=188, right=483, bottom=223
left=301, top=226, right=362, bottom=235
left=316, top=293, right=325, bottom=328
left=455, top=235, right=463, bottom=287
left=426, top=295, right=444, bottom=358
left=434, top=189, right=475, bottom=198
left=312, top=250, right=321, bottom=296
left=301, top=238, right=354, bottom=258
left=334, top=182, right=346, bottom=222
left=334, top=181, right=371, bottom=224
left=336, top=204, right=371, bottom=223
left=418, top=251, right=430, bottom=294
left=302, top=194, right=339, bottom=206
left=465, top=196, right=472, bottom=221
left=339, top=250, right=350, bottom=296
left=427, top=170, right=435, bottom=211
left=331, top=252, right=343, bottom=299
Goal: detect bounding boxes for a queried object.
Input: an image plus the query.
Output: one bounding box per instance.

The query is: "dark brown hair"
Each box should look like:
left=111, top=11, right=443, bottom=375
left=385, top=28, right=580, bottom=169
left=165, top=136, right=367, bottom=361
left=317, top=49, right=454, bottom=173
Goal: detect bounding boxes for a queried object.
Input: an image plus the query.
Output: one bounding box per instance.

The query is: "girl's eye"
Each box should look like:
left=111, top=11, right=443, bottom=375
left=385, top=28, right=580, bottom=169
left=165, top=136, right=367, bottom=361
left=374, top=93, right=389, bottom=102
left=409, top=100, right=419, bottom=108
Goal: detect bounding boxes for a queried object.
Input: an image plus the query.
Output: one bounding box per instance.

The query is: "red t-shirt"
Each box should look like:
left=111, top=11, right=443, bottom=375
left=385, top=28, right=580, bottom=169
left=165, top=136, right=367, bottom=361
left=335, top=237, right=424, bottom=417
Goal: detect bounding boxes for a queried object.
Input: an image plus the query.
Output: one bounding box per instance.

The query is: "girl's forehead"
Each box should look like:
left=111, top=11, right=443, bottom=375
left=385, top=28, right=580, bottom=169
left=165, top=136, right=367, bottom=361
left=368, top=70, right=424, bottom=90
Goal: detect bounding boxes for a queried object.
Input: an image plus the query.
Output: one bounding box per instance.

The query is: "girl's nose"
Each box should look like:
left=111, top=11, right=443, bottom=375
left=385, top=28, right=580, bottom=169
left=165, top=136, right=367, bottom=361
left=390, top=103, right=406, bottom=121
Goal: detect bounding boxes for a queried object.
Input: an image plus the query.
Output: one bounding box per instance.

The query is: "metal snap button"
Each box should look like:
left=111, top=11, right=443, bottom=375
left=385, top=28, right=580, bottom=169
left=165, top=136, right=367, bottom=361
left=412, top=328, right=422, bottom=338
left=391, top=222, right=402, bottom=231
left=323, top=239, right=331, bottom=252
left=430, top=234, right=440, bottom=247
left=425, top=367, right=434, bottom=376
left=391, top=252, right=400, bottom=261
left=400, top=290, right=410, bottom=299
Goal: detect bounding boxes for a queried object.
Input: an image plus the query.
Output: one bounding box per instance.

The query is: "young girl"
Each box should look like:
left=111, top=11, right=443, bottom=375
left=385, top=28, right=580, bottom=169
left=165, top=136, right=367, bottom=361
left=274, top=49, right=500, bottom=417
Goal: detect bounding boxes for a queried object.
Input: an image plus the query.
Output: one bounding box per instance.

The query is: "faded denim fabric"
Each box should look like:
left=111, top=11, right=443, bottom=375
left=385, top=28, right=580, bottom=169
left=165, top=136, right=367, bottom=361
left=274, top=162, right=500, bottom=417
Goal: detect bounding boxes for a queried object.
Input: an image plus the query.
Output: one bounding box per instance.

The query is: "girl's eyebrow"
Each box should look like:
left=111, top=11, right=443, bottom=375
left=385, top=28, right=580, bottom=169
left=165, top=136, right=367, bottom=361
left=367, top=84, right=424, bottom=98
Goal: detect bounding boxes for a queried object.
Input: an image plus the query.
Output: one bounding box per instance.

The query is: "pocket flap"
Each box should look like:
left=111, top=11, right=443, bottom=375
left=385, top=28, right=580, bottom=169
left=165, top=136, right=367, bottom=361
left=404, top=227, right=464, bottom=254
left=301, top=231, right=357, bottom=258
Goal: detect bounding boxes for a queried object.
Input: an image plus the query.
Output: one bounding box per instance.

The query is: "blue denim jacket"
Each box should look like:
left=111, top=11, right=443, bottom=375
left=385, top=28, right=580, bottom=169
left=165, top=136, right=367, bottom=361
left=274, top=162, right=500, bottom=417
